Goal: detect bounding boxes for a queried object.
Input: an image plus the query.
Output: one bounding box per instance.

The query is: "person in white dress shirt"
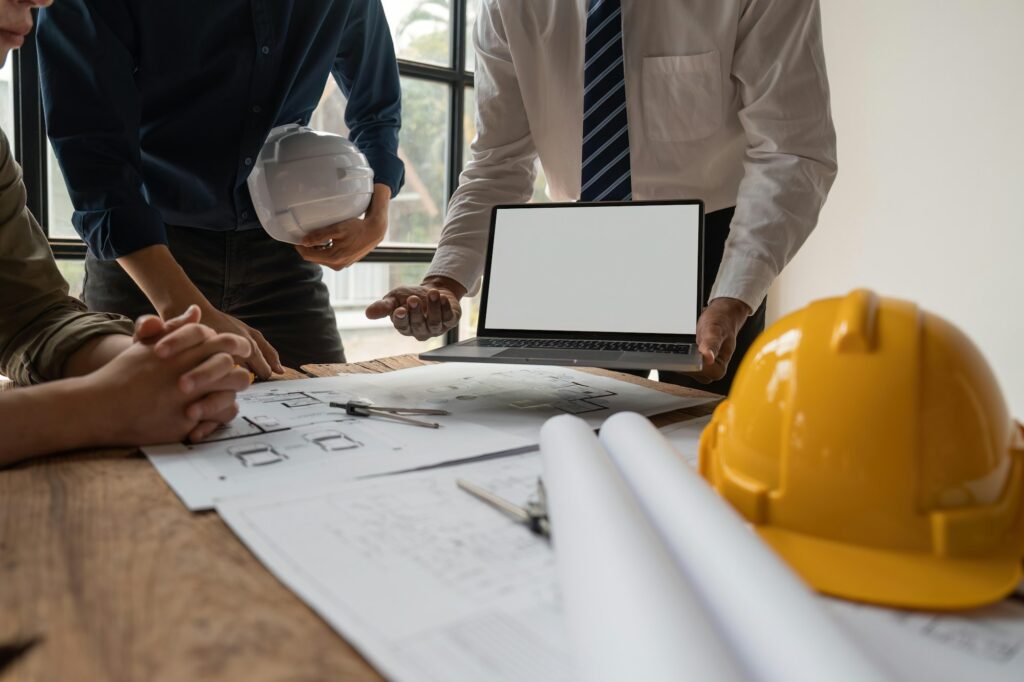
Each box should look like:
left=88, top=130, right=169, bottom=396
left=366, top=0, right=837, bottom=393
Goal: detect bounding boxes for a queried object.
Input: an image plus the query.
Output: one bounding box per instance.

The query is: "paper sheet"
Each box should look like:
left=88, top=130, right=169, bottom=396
left=146, top=365, right=708, bottom=510
left=323, top=363, right=713, bottom=441
left=144, top=377, right=532, bottom=510
left=598, top=413, right=885, bottom=681
left=218, top=453, right=573, bottom=682
left=827, top=597, right=1024, bottom=681
left=218, top=412, right=1024, bottom=682
left=540, top=416, right=743, bottom=682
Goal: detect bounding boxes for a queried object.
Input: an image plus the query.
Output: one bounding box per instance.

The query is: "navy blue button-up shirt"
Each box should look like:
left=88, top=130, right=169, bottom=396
left=37, top=0, right=404, bottom=260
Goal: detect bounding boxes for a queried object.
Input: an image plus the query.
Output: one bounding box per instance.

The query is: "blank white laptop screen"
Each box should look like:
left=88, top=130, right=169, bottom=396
left=484, top=203, right=700, bottom=336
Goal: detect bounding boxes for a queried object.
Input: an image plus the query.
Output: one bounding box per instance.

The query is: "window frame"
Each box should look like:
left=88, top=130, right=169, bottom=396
left=13, top=2, right=475, bottom=342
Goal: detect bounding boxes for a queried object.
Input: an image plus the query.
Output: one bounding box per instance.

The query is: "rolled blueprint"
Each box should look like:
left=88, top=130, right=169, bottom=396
left=599, top=411, right=887, bottom=682
left=540, top=415, right=744, bottom=682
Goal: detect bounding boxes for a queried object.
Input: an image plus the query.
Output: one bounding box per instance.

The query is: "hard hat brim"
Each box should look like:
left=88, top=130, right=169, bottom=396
left=758, top=525, right=1023, bottom=611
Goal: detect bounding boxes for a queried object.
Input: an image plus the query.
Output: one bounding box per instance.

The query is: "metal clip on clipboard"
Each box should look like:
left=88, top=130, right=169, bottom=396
left=330, top=401, right=450, bottom=429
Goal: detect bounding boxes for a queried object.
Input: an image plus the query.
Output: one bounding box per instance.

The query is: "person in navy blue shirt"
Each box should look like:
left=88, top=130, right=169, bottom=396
left=37, top=0, right=405, bottom=376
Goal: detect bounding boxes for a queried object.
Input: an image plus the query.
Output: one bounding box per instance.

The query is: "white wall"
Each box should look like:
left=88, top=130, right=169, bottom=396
left=769, top=0, right=1024, bottom=417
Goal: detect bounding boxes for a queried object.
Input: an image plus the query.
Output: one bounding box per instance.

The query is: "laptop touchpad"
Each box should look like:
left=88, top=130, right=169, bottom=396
left=495, top=349, right=622, bottom=362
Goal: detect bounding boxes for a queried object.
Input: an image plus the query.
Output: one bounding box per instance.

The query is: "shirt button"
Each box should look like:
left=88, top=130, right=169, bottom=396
left=261, top=45, right=270, bottom=55
left=241, top=210, right=251, bottom=220
left=244, top=157, right=253, bottom=166
left=252, top=105, right=262, bottom=114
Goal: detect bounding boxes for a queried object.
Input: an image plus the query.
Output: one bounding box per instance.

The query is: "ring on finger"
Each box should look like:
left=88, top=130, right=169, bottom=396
left=314, top=239, right=335, bottom=251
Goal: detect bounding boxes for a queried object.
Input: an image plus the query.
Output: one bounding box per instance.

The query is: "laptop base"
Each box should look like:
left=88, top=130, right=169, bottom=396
left=420, top=339, right=702, bottom=373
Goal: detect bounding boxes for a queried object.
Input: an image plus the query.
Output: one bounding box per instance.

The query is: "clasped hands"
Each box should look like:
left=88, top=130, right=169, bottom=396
left=365, top=279, right=750, bottom=385
left=121, top=305, right=252, bottom=443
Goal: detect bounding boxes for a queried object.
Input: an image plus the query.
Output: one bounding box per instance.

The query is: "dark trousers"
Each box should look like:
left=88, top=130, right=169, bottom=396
left=83, top=225, right=345, bottom=369
left=659, top=207, right=766, bottom=396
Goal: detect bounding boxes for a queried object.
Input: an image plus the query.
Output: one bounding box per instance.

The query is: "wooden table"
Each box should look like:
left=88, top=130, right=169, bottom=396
left=0, top=356, right=718, bottom=681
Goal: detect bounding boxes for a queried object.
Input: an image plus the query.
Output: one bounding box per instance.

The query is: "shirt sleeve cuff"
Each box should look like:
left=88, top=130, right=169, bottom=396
left=75, top=203, right=169, bottom=260
left=425, top=244, right=485, bottom=297
left=362, top=148, right=405, bottom=198
left=708, top=252, right=778, bottom=314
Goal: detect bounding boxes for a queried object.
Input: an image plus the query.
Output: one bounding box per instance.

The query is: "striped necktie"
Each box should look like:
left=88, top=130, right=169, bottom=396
left=580, top=0, right=631, bottom=202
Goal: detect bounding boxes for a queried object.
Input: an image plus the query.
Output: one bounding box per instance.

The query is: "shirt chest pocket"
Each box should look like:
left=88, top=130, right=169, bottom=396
left=641, top=51, right=722, bottom=143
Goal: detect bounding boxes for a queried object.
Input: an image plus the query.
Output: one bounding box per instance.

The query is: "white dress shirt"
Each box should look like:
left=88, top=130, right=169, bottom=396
left=425, top=0, right=838, bottom=312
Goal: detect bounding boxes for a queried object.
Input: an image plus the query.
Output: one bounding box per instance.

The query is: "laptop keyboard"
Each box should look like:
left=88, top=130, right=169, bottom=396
left=477, top=338, right=691, bottom=354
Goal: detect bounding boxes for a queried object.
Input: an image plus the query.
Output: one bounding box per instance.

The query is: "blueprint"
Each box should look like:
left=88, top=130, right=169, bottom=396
left=219, top=453, right=571, bottom=682
left=145, top=364, right=704, bottom=510
left=218, top=449, right=1024, bottom=682
left=323, top=363, right=712, bottom=441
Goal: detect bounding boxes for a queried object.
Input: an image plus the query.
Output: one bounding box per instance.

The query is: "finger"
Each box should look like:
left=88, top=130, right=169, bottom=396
left=697, top=322, right=726, bottom=364
left=140, top=304, right=203, bottom=342
left=204, top=399, right=241, bottom=426
left=294, top=244, right=330, bottom=266
left=294, top=243, right=353, bottom=271
left=175, top=333, right=253, bottom=375
left=244, top=336, right=274, bottom=380
left=423, top=290, right=445, bottom=336
left=406, top=296, right=432, bottom=341
left=366, top=295, right=399, bottom=320
left=154, top=323, right=217, bottom=358
left=185, top=390, right=239, bottom=422
left=302, top=220, right=357, bottom=247
left=187, top=420, right=223, bottom=444
left=392, top=306, right=412, bottom=336
left=248, top=328, right=282, bottom=374
left=179, top=354, right=248, bottom=394
left=444, top=297, right=463, bottom=329
left=133, top=315, right=166, bottom=343
left=166, top=304, right=202, bottom=328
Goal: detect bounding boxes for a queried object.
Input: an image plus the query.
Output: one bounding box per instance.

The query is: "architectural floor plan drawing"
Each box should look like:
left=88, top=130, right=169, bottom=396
left=218, top=453, right=574, bottom=682
left=143, top=378, right=534, bottom=511
left=329, top=363, right=713, bottom=441
left=143, top=364, right=709, bottom=511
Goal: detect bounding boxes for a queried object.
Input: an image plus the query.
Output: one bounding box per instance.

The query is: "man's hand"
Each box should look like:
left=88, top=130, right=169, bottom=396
left=296, top=183, right=391, bottom=270
left=134, top=305, right=255, bottom=439
left=133, top=303, right=202, bottom=343
left=365, top=276, right=467, bottom=341
left=690, top=297, right=752, bottom=384
left=85, top=323, right=253, bottom=445
left=115, top=244, right=282, bottom=379
left=195, top=304, right=283, bottom=380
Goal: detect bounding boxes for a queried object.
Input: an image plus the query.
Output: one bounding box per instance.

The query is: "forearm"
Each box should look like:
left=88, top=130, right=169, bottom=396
left=61, top=333, right=132, bottom=377
left=117, top=245, right=211, bottom=318
left=0, top=377, right=105, bottom=466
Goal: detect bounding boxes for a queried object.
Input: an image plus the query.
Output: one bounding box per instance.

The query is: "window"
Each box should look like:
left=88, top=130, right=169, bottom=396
left=14, top=1, right=486, bottom=365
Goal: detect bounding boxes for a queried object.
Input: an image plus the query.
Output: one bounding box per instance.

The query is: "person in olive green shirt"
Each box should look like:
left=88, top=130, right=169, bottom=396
left=0, top=0, right=251, bottom=465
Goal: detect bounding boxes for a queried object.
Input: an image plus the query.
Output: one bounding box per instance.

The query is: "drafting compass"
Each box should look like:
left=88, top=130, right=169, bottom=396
left=456, top=477, right=551, bottom=538
left=330, top=401, right=450, bottom=428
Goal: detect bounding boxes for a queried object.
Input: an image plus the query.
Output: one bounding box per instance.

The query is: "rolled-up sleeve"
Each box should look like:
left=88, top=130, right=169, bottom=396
left=425, top=4, right=539, bottom=294
left=0, top=133, right=132, bottom=385
left=334, top=0, right=405, bottom=197
left=711, top=0, right=838, bottom=311
left=37, top=1, right=167, bottom=260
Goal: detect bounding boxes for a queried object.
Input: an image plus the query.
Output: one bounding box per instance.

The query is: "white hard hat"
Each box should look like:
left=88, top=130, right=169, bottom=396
left=247, top=124, right=374, bottom=244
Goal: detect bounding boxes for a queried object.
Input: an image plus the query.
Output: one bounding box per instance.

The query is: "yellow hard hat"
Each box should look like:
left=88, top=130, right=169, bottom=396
left=698, top=289, right=1024, bottom=610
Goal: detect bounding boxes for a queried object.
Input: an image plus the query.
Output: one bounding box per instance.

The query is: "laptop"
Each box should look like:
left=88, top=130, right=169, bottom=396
left=420, top=200, right=704, bottom=372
